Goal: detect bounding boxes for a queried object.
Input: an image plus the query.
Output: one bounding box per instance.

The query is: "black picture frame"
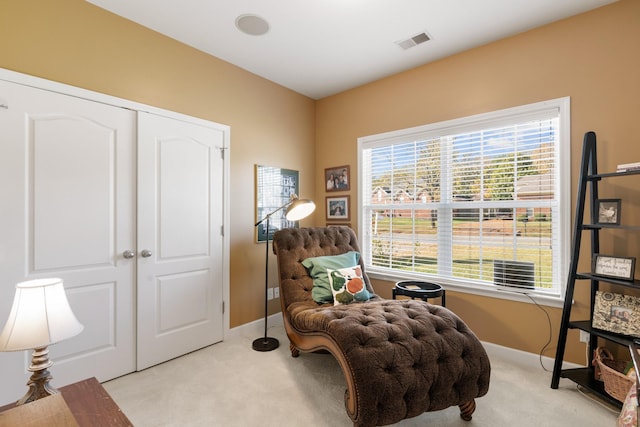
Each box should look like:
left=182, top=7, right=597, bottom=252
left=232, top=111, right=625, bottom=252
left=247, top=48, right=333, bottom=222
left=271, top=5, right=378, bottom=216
left=592, top=254, right=636, bottom=281
left=596, top=198, right=621, bottom=225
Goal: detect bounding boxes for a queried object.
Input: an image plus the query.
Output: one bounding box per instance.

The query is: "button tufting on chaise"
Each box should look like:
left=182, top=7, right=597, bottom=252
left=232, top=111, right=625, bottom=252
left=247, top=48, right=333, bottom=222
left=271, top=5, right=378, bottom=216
left=272, top=226, right=490, bottom=427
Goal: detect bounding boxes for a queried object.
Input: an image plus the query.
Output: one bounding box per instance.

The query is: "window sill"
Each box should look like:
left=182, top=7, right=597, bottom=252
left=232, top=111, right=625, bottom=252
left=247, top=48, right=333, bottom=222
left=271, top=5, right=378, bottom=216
left=367, top=269, right=565, bottom=309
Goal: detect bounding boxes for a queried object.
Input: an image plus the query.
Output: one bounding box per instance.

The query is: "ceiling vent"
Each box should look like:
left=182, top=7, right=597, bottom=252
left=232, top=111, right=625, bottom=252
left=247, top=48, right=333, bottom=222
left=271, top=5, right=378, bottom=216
left=395, top=32, right=431, bottom=50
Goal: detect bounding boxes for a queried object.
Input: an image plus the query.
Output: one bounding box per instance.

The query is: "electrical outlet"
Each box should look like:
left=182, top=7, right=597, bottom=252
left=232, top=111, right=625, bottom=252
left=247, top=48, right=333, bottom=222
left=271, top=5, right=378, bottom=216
left=267, top=288, right=274, bottom=300
left=274, top=287, right=279, bottom=299
left=579, top=330, right=589, bottom=343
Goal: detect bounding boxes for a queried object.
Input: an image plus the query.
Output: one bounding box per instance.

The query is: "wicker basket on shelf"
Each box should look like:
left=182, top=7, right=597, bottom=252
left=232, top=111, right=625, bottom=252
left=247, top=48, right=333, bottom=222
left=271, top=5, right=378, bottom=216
left=594, top=347, right=635, bottom=402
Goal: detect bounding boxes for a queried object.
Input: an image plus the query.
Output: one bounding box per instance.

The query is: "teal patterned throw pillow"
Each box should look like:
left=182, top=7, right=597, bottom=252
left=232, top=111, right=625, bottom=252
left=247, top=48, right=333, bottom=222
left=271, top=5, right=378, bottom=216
left=301, top=251, right=360, bottom=304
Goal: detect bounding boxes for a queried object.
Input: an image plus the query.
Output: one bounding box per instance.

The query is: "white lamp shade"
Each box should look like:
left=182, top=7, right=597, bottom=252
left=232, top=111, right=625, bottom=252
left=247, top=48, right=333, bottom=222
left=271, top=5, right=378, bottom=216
left=285, top=198, right=316, bottom=221
left=0, top=278, right=84, bottom=351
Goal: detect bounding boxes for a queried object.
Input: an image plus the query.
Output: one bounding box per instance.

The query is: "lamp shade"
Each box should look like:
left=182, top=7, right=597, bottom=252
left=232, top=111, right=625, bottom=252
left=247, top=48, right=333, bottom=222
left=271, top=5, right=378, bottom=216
left=285, top=197, right=316, bottom=221
left=0, top=278, right=83, bottom=351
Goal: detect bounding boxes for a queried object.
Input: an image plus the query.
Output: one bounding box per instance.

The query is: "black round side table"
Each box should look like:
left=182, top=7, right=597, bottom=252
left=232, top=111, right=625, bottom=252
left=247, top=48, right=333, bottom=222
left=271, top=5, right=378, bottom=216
left=392, top=280, right=446, bottom=307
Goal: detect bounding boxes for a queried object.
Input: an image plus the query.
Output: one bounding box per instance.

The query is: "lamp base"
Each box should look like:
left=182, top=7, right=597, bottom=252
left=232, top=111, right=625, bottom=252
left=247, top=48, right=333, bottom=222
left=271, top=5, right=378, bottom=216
left=252, top=337, right=279, bottom=352
left=17, top=346, right=58, bottom=406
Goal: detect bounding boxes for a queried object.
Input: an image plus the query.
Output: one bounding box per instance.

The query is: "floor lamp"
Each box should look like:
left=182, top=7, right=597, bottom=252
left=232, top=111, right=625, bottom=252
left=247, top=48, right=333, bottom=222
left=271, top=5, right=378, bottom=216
left=253, top=194, right=315, bottom=352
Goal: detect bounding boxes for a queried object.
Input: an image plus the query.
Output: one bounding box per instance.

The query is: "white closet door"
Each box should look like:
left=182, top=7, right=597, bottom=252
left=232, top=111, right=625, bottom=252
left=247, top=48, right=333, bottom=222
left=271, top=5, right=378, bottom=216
left=0, top=80, right=136, bottom=405
left=136, top=111, right=224, bottom=369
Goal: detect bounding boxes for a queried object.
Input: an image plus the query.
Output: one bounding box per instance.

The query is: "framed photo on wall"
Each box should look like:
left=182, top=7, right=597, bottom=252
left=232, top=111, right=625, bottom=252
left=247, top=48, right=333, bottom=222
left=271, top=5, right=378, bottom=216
left=596, top=199, right=621, bottom=225
left=255, top=165, right=299, bottom=242
left=325, top=165, right=350, bottom=192
left=326, top=196, right=350, bottom=221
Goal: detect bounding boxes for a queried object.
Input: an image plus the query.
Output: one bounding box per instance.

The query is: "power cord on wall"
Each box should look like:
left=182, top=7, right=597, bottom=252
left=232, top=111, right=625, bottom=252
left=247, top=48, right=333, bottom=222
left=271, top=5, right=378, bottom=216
left=496, top=284, right=624, bottom=415
left=523, top=292, right=553, bottom=372
left=496, top=287, right=553, bottom=371
left=523, top=294, right=620, bottom=414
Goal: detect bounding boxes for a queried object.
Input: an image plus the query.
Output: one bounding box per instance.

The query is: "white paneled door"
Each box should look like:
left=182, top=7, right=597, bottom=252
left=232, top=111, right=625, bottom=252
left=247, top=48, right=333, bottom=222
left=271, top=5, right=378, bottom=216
left=0, top=76, right=226, bottom=405
left=0, top=80, right=137, bottom=404
left=136, top=112, right=224, bottom=369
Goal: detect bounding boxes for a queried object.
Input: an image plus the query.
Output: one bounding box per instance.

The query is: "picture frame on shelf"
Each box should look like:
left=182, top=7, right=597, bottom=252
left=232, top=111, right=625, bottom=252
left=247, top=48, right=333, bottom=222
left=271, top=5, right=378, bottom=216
left=325, top=165, right=350, bottom=192
left=596, top=198, right=621, bottom=225
left=592, top=254, right=636, bottom=281
left=593, top=290, right=640, bottom=338
left=326, top=196, right=350, bottom=221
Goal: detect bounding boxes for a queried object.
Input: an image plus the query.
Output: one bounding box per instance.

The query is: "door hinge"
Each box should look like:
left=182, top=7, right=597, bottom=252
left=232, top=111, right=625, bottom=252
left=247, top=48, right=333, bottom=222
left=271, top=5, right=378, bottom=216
left=220, top=225, right=224, bottom=236
left=222, top=300, right=225, bottom=314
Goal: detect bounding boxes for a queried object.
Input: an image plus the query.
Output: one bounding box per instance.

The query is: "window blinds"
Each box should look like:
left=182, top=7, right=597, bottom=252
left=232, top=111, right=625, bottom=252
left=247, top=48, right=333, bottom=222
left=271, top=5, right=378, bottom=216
left=360, top=101, right=568, bottom=297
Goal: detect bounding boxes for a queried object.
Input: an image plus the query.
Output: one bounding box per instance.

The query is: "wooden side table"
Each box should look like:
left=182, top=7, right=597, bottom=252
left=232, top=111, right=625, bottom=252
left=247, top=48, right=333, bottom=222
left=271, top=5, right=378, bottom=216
left=392, top=280, right=446, bottom=306
left=0, top=377, right=132, bottom=426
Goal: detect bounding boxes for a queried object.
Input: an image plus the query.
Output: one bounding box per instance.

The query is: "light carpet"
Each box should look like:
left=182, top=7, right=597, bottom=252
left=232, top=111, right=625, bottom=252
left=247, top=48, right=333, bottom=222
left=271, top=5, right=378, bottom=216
left=103, top=324, right=619, bottom=426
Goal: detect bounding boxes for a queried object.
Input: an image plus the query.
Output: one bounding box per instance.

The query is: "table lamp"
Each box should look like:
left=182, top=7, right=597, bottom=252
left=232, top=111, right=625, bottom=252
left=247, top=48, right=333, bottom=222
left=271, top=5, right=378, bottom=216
left=0, top=278, right=84, bottom=405
left=253, top=194, right=315, bottom=351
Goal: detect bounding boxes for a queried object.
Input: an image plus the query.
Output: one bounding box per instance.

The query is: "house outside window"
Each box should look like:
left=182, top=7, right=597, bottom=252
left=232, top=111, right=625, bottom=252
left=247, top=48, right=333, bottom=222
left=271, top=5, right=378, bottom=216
left=357, top=98, right=571, bottom=305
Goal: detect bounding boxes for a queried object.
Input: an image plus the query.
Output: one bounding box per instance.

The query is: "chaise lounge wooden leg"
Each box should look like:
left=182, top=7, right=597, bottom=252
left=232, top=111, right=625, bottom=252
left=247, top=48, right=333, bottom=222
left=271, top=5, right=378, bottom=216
left=289, top=343, right=300, bottom=357
left=459, top=399, right=476, bottom=421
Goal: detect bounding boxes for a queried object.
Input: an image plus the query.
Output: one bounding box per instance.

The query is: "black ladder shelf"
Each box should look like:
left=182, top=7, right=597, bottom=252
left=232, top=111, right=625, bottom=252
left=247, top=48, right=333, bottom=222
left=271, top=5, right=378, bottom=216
left=550, top=131, right=640, bottom=407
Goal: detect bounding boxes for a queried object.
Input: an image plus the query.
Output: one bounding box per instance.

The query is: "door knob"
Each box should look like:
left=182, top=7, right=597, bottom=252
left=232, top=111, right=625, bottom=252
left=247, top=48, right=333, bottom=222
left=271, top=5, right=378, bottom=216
left=123, top=250, right=135, bottom=259
left=141, top=249, right=153, bottom=258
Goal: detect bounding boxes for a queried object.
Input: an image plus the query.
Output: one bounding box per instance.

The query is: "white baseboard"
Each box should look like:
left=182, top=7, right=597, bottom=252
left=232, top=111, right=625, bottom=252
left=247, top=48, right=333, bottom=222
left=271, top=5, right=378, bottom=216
left=482, top=340, right=583, bottom=370
left=226, top=313, right=284, bottom=340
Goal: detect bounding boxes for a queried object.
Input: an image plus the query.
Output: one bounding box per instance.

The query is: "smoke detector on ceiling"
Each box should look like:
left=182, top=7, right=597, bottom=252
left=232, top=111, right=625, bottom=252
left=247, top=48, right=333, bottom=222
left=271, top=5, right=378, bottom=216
left=395, top=32, right=431, bottom=50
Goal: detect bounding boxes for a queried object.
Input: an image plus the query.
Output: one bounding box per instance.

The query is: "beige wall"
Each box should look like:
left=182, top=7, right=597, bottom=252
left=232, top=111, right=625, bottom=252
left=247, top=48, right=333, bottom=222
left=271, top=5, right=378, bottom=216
left=315, top=0, right=640, bottom=363
left=0, top=0, right=316, bottom=328
left=2, top=0, right=639, bottom=364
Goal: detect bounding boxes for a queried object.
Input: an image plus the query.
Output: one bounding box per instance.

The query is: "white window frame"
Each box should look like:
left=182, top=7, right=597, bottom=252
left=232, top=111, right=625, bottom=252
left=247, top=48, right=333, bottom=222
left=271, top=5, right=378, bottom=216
left=357, top=97, right=571, bottom=307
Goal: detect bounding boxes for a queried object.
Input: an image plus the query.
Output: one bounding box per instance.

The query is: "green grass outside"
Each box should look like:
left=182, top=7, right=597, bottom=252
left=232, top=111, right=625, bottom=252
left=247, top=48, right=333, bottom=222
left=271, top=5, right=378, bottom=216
left=371, top=217, right=554, bottom=288
left=372, top=217, right=552, bottom=237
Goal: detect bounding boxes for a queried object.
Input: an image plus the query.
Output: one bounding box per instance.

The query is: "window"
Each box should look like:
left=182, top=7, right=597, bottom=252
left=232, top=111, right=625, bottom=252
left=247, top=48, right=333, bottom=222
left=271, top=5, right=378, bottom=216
left=358, top=98, right=570, bottom=303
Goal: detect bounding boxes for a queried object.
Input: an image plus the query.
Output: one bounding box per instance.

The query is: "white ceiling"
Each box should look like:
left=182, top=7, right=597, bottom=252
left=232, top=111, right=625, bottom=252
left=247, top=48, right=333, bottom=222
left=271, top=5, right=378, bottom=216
left=86, top=0, right=617, bottom=99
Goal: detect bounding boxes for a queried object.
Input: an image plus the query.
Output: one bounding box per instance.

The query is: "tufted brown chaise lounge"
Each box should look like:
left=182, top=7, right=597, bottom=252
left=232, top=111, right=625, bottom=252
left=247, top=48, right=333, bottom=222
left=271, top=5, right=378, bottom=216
left=272, top=226, right=490, bottom=427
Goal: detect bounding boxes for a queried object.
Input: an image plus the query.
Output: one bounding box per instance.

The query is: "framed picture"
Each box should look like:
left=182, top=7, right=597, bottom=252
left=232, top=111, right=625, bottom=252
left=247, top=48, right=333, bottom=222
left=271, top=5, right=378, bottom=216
left=326, top=196, right=350, bottom=221
left=596, top=198, right=621, bottom=225
left=255, top=165, right=299, bottom=242
left=327, top=223, right=351, bottom=228
left=325, top=165, right=350, bottom=192
left=592, top=254, right=636, bottom=281
left=593, top=291, right=640, bottom=337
